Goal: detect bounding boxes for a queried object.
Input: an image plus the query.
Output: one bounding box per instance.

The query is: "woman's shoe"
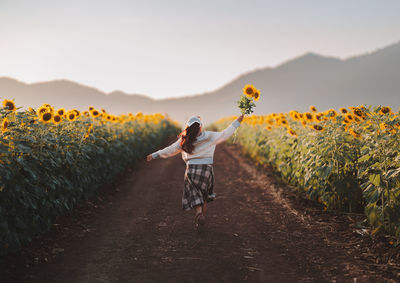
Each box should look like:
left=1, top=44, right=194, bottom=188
left=198, top=214, right=206, bottom=226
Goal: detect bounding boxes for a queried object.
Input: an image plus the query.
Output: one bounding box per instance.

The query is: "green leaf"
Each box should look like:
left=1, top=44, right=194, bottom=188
left=15, top=143, right=32, bottom=154
left=386, top=168, right=400, bottom=179
left=369, top=174, right=381, bottom=187
left=321, top=165, right=332, bottom=179
left=358, top=154, right=371, bottom=163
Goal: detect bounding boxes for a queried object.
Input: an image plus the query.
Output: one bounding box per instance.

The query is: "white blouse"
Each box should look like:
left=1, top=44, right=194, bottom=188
left=151, top=120, right=241, bottom=165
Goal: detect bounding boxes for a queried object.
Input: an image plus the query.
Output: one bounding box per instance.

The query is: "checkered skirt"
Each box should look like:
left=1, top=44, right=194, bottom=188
left=182, top=164, right=215, bottom=210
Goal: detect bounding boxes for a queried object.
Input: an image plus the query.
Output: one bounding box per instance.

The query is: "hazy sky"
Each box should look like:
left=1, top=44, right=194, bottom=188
left=1, top=0, right=399, bottom=99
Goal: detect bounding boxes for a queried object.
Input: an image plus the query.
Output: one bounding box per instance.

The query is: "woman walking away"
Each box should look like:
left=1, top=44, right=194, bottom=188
left=146, top=114, right=244, bottom=229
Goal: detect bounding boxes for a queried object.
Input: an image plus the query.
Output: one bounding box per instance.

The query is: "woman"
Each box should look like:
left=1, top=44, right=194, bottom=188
left=146, top=114, right=244, bottom=228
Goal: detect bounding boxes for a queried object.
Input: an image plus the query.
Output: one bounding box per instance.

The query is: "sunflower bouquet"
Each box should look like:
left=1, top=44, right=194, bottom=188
left=237, top=84, right=260, bottom=115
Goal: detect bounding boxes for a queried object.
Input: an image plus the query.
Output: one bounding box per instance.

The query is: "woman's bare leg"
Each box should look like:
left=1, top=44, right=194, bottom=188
left=202, top=202, right=207, bottom=216
left=194, top=204, right=205, bottom=226
left=195, top=205, right=202, bottom=216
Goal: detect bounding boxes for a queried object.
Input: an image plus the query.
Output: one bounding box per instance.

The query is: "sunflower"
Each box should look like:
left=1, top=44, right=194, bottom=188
left=88, top=106, right=94, bottom=111
left=310, top=105, right=317, bottom=112
left=380, top=106, right=392, bottom=115
left=243, top=84, right=255, bottom=98
left=349, top=129, right=361, bottom=139
left=40, top=104, right=54, bottom=113
left=47, top=106, right=55, bottom=113
left=289, top=110, right=298, bottom=120
left=265, top=125, right=272, bottom=131
left=380, top=123, right=388, bottom=130
left=67, top=111, right=76, bottom=121
left=2, top=99, right=16, bottom=111
left=280, top=119, right=289, bottom=127
left=339, top=107, right=348, bottom=114
left=298, top=113, right=303, bottom=119
left=56, top=108, right=65, bottom=116
left=90, top=109, right=100, bottom=117
left=345, top=113, right=354, bottom=122
left=28, top=107, right=36, bottom=114
left=38, top=106, right=48, bottom=115
left=314, top=113, right=323, bottom=122
left=326, top=109, right=337, bottom=118
left=352, top=107, right=365, bottom=119
left=73, top=109, right=81, bottom=117
left=266, top=118, right=274, bottom=125
left=304, top=112, right=314, bottom=122
left=83, top=111, right=90, bottom=117
left=101, top=108, right=106, bottom=113
left=253, top=90, right=260, bottom=101
left=53, top=115, right=62, bottom=124
left=40, top=112, right=53, bottom=123
left=287, top=128, right=297, bottom=137
left=1, top=118, right=9, bottom=133
left=310, top=124, right=324, bottom=131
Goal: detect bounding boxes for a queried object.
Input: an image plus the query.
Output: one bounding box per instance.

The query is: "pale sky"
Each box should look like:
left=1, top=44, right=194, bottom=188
left=1, top=0, right=399, bottom=99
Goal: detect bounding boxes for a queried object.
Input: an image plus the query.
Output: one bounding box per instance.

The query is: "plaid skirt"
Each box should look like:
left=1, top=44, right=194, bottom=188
left=182, top=164, right=215, bottom=210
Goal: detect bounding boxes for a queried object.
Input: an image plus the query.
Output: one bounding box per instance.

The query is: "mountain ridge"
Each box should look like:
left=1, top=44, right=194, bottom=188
left=1, top=41, right=399, bottom=124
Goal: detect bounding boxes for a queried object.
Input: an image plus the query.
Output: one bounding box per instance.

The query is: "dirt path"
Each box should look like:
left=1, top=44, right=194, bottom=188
left=2, top=143, right=400, bottom=282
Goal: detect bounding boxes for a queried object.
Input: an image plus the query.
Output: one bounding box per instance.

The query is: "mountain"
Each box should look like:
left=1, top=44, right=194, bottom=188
left=1, top=41, right=400, bottom=125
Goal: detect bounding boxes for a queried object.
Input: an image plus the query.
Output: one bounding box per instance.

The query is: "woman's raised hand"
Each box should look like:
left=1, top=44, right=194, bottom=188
left=237, top=114, right=244, bottom=123
left=146, top=154, right=153, bottom=162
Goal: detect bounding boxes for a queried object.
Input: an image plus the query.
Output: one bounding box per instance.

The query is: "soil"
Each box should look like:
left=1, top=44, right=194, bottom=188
left=1, top=142, right=400, bottom=283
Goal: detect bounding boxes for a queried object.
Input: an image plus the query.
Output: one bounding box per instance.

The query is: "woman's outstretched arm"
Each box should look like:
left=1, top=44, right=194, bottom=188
left=211, top=114, right=244, bottom=145
left=147, top=138, right=182, bottom=161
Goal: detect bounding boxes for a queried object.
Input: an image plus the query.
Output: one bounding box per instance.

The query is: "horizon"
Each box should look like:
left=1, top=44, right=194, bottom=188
left=1, top=0, right=400, bottom=99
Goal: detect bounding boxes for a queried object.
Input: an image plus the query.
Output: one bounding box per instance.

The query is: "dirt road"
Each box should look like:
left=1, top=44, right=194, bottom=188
left=2, top=143, right=400, bottom=282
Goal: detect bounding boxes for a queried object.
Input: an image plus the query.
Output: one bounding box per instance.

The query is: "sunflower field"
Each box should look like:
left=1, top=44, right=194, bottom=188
left=0, top=99, right=180, bottom=255
left=212, top=105, right=400, bottom=240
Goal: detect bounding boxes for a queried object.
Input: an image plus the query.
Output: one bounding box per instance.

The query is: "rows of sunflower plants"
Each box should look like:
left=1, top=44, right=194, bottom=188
left=212, top=105, right=400, bottom=240
left=0, top=99, right=180, bottom=255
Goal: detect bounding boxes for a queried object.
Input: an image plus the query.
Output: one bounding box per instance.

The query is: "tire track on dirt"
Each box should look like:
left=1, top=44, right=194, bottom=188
left=223, top=145, right=308, bottom=222
left=221, top=144, right=400, bottom=282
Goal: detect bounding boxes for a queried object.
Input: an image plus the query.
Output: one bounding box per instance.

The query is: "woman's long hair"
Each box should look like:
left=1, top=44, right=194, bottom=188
left=178, top=122, right=200, bottom=154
